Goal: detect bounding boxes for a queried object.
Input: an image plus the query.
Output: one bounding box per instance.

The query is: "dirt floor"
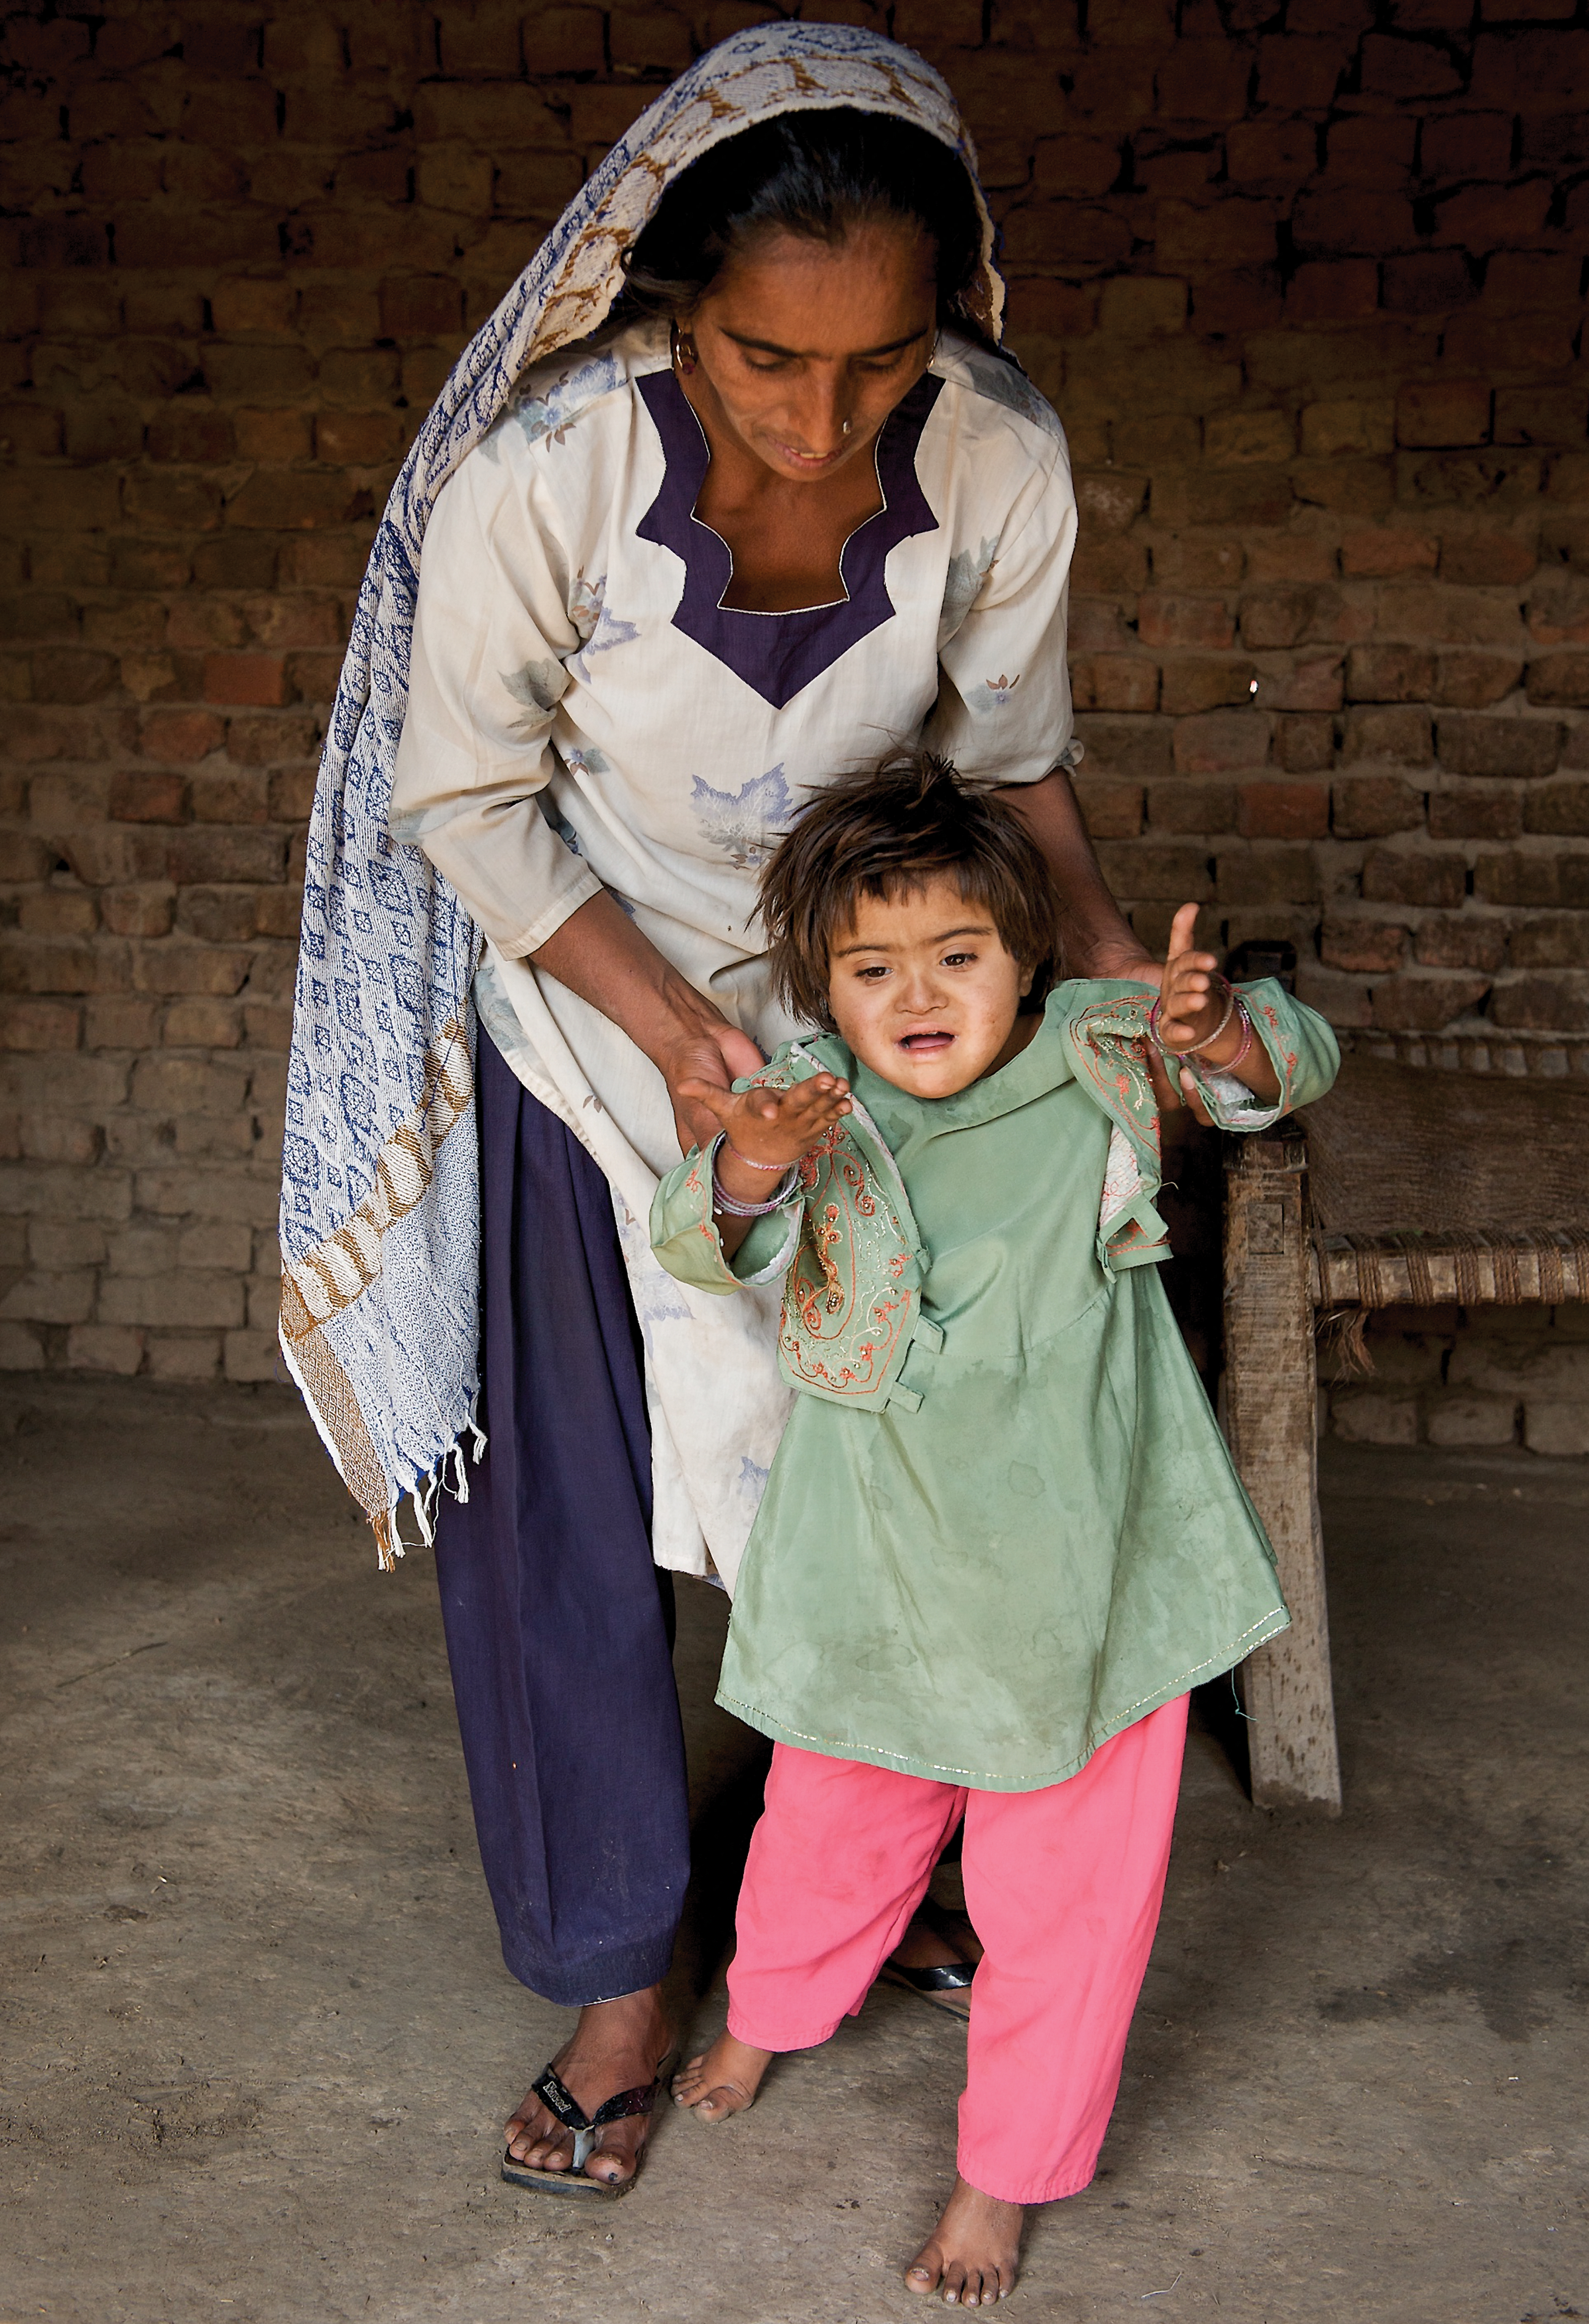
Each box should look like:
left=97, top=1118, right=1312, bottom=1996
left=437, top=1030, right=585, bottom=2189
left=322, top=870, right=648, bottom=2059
left=0, top=1376, right=1584, bottom=2324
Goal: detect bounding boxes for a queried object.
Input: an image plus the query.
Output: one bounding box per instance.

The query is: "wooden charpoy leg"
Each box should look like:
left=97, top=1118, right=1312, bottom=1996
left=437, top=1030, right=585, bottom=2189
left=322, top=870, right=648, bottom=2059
left=1222, top=1129, right=1342, bottom=1813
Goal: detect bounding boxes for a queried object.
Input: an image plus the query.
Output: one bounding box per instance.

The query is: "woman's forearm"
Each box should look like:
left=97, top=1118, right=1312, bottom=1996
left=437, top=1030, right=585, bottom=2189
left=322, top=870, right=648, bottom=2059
left=995, top=768, right=1151, bottom=979
left=528, top=890, right=765, bottom=1152
left=530, top=890, right=721, bottom=1061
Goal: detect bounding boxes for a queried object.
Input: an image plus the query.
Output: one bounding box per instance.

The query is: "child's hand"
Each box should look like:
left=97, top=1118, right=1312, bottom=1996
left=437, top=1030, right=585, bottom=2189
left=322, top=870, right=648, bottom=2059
left=677, top=1071, right=852, bottom=1205
left=1154, top=903, right=1226, bottom=1056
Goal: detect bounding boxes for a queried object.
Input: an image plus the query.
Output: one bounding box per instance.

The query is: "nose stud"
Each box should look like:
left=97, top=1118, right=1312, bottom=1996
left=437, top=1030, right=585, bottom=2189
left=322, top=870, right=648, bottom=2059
left=842, top=419, right=853, bottom=436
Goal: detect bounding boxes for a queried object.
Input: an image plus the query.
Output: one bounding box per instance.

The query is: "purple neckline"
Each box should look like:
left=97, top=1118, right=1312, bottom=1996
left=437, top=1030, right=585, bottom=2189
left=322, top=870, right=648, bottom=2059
left=636, top=368, right=942, bottom=710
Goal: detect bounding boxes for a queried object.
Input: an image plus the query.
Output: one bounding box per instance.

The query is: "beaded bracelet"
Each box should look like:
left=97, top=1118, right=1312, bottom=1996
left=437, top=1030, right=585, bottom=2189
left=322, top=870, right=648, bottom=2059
left=709, top=1137, right=800, bottom=1219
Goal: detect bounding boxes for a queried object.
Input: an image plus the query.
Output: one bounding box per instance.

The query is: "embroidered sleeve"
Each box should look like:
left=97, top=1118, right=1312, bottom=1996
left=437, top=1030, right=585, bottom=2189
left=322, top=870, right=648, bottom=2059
left=648, top=1141, right=801, bottom=1297
left=1184, top=978, right=1340, bottom=1129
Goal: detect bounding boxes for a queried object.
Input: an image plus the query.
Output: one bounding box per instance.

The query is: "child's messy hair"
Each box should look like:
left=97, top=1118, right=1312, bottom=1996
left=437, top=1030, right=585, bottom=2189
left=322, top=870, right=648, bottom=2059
left=760, top=751, right=1063, bottom=1033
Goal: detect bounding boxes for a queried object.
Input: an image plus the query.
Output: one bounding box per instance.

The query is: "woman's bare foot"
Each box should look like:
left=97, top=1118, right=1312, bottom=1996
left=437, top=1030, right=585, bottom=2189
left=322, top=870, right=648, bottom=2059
left=906, top=2175, right=1024, bottom=2305
left=671, top=2030, right=772, bottom=2122
left=504, top=1986, right=673, bottom=2190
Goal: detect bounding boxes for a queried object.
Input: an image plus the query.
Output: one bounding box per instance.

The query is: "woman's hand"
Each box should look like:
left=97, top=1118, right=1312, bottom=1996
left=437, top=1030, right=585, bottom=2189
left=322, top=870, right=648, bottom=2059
left=656, top=1020, right=769, bottom=1159
left=529, top=890, right=770, bottom=1155
left=678, top=1072, right=852, bottom=1207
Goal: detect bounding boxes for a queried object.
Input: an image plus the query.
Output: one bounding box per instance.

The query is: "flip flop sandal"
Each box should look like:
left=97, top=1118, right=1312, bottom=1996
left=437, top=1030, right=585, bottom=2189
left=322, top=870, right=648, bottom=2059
left=878, top=1955, right=976, bottom=2022
left=501, top=2051, right=678, bottom=2198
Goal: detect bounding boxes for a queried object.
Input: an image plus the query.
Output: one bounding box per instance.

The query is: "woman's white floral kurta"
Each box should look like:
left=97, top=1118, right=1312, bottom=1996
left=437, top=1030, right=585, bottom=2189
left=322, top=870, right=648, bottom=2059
left=390, top=315, right=1080, bottom=1588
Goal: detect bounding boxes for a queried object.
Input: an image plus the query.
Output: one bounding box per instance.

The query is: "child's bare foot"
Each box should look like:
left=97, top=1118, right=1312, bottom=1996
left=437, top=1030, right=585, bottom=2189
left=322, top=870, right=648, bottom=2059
left=670, top=2031, right=772, bottom=2123
left=906, top=2176, right=1024, bottom=2305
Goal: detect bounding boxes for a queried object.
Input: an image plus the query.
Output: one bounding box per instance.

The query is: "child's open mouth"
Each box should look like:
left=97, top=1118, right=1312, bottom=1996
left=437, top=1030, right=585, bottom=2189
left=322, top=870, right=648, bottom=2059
left=897, top=1031, right=954, bottom=1054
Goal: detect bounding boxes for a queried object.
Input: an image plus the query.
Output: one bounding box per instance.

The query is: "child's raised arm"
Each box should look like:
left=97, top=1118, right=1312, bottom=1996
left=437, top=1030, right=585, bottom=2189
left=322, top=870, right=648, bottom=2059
left=1153, top=904, right=1282, bottom=1105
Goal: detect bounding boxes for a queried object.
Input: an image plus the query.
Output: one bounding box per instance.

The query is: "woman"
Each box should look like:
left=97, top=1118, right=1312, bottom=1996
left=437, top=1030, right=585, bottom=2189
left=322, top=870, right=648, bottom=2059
left=283, top=21, right=1154, bottom=2254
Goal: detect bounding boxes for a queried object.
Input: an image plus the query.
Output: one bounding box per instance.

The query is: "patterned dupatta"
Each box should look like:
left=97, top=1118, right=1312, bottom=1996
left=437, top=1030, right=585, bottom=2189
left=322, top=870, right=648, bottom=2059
left=277, top=24, right=1003, bottom=1566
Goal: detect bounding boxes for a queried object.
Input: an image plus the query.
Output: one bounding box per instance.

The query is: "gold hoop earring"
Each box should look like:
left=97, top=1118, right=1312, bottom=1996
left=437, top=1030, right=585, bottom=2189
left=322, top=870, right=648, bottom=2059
left=670, top=323, right=698, bottom=376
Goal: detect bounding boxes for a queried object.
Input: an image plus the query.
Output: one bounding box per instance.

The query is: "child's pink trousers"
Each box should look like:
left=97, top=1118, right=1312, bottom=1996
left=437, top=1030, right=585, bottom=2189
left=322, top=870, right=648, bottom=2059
left=725, top=1696, right=1190, bottom=2205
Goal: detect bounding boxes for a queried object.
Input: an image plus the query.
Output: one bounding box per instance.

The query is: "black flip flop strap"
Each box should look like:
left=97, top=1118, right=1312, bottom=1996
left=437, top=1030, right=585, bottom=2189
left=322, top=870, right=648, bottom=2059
left=896, top=1960, right=975, bottom=1993
left=530, top=2063, right=659, bottom=2135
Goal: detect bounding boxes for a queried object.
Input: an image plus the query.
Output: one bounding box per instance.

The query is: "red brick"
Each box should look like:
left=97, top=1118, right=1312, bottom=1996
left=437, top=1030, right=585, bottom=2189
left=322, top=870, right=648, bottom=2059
left=107, top=771, right=188, bottom=824
left=1489, top=976, right=1589, bottom=1033
left=1075, top=473, right=1149, bottom=535
left=1192, top=268, right=1284, bottom=335
left=1151, top=469, right=1293, bottom=530
left=1495, top=388, right=1589, bottom=448
left=1155, top=42, right=1253, bottom=119
left=1340, top=531, right=1440, bottom=580
left=1094, top=842, right=1216, bottom=904
left=1292, top=460, right=1395, bottom=520
left=1381, top=252, right=1475, bottom=316
left=285, top=652, right=343, bottom=704
left=1159, top=658, right=1257, bottom=715
left=1430, top=182, right=1554, bottom=249
left=1413, top=917, right=1508, bottom=973
left=1155, top=199, right=1277, bottom=275
left=1372, top=974, right=1490, bottom=1032
left=1344, top=708, right=1433, bottom=766
left=1292, top=189, right=1418, bottom=256
left=139, top=710, right=225, bottom=763
left=1237, top=782, right=1329, bottom=839
left=1527, top=654, right=1589, bottom=709
left=1397, top=382, right=1493, bottom=449
left=1420, top=112, right=1515, bottom=182
left=1137, top=595, right=1235, bottom=651
left=1145, top=782, right=1236, bottom=835
left=1362, top=33, right=1463, bottom=98
left=0, top=999, right=82, bottom=1051
left=1473, top=852, right=1588, bottom=908
left=1260, top=658, right=1345, bottom=714
left=233, top=409, right=315, bottom=464
left=1274, top=715, right=1336, bottom=773
left=1332, top=777, right=1426, bottom=838
left=1329, top=112, right=1418, bottom=187
left=1362, top=849, right=1467, bottom=907
left=1172, top=711, right=1270, bottom=775
left=378, top=277, right=465, bottom=340
left=100, top=885, right=176, bottom=938
left=1254, top=35, right=1344, bottom=109
left=1524, top=783, right=1589, bottom=835
left=1505, top=915, right=1589, bottom=970
left=1438, top=715, right=1562, bottom=777
left=1346, top=645, right=1437, bottom=703
left=1072, top=539, right=1149, bottom=595
left=1433, top=653, right=1524, bottom=708
left=1322, top=917, right=1407, bottom=974
left=1285, top=262, right=1378, bottom=326
left=225, top=714, right=323, bottom=769
left=1003, top=279, right=1098, bottom=338
left=203, top=654, right=293, bottom=709
left=1216, top=847, right=1320, bottom=905
left=1429, top=785, right=1523, bottom=840
left=1071, top=658, right=1158, bottom=714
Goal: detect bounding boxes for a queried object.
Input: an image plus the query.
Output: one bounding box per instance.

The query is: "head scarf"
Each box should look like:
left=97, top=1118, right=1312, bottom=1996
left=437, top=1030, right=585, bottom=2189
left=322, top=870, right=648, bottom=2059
left=278, top=23, right=1003, bottom=1566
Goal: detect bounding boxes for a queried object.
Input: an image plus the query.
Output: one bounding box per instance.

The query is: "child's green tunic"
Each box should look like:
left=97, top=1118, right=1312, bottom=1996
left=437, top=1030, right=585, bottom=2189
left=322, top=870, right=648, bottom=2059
left=651, top=980, right=1339, bottom=1794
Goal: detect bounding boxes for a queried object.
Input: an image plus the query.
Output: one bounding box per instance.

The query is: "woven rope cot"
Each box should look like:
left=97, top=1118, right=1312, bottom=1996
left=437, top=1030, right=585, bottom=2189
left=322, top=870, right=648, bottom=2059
left=1222, top=1055, right=1589, bottom=1815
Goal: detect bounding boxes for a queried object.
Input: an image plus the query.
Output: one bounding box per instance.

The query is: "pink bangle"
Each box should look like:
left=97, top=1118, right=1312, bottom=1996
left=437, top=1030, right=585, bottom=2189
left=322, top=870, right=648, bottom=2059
left=723, top=1139, right=792, bottom=1173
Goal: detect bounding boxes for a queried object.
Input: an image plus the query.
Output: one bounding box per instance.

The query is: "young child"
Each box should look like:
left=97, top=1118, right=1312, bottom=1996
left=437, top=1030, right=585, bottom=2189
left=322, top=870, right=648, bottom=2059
left=649, top=755, right=1339, bottom=2306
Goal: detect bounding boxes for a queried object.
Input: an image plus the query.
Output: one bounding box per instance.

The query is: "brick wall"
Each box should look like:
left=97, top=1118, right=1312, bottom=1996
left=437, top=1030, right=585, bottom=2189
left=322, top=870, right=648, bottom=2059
left=2, top=0, right=1588, bottom=1399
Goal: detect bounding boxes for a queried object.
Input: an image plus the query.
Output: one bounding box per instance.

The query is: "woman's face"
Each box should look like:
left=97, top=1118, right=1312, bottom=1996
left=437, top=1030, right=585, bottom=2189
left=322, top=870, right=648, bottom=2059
left=683, top=219, right=938, bottom=485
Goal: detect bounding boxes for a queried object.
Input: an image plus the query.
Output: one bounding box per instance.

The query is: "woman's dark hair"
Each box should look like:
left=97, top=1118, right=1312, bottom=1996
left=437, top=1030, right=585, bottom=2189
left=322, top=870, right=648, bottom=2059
left=760, top=751, right=1062, bottom=1034
left=621, top=108, right=992, bottom=344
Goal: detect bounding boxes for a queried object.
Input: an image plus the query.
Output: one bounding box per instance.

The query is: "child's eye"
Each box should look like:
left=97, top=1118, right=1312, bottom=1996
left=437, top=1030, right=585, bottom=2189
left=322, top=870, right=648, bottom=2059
left=855, top=964, right=889, bottom=982
left=941, top=949, right=976, bottom=968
